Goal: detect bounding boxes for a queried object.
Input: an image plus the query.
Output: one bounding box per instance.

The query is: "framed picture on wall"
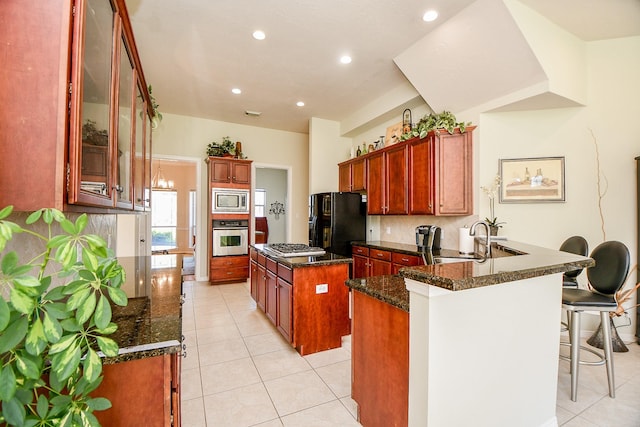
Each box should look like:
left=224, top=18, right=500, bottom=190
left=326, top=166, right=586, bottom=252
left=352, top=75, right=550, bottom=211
left=499, top=157, right=565, bottom=203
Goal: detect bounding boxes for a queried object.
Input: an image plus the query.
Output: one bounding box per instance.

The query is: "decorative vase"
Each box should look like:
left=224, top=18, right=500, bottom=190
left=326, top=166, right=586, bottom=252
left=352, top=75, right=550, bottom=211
left=489, top=225, right=499, bottom=236
left=586, top=316, right=629, bottom=353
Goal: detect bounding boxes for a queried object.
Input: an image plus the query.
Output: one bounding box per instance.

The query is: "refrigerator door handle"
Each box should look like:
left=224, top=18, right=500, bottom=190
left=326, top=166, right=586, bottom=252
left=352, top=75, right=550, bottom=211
left=309, top=216, right=318, bottom=245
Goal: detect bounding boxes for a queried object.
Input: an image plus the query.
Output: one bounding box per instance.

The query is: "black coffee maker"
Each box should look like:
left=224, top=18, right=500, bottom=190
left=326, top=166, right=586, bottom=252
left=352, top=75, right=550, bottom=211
left=415, top=225, right=442, bottom=252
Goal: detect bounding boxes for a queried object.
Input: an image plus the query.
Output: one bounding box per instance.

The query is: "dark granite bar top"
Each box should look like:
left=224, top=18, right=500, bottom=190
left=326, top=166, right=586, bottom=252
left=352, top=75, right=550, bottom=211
left=345, top=240, right=594, bottom=309
left=251, top=244, right=352, bottom=267
left=103, top=254, right=183, bottom=364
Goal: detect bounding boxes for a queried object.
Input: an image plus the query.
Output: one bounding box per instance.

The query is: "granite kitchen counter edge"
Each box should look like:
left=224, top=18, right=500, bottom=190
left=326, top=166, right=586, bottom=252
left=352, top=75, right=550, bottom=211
left=251, top=244, right=353, bottom=267
left=345, top=275, right=409, bottom=312
left=351, top=240, right=594, bottom=293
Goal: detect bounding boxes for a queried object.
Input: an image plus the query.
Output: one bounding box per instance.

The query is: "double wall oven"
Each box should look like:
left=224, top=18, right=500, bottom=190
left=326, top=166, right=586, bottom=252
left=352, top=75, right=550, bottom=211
left=212, top=219, right=248, bottom=256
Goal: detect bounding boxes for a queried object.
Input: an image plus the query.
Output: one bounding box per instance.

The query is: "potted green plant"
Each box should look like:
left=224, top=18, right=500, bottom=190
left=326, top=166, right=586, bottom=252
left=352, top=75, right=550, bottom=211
left=481, top=175, right=505, bottom=235
left=148, top=85, right=162, bottom=129
left=400, top=111, right=471, bottom=141
left=206, top=136, right=236, bottom=157
left=0, top=206, right=126, bottom=426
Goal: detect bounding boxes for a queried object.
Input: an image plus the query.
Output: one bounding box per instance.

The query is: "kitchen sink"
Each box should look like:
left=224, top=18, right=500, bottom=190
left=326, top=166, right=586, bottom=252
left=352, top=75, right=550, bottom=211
left=434, top=256, right=484, bottom=264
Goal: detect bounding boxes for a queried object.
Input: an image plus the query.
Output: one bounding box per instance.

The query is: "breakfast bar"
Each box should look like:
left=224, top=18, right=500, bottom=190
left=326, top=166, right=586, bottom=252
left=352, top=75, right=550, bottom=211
left=346, top=240, right=593, bottom=427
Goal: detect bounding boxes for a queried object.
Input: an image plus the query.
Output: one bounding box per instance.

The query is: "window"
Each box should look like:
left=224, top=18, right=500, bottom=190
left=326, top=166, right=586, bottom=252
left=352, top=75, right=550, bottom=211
left=151, top=190, right=177, bottom=251
left=255, top=189, right=266, bottom=217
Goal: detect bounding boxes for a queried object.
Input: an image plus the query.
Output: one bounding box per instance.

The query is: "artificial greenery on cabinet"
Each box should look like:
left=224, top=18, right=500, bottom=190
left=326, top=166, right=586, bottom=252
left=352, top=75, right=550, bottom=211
left=0, top=206, right=126, bottom=426
left=400, top=111, right=471, bottom=141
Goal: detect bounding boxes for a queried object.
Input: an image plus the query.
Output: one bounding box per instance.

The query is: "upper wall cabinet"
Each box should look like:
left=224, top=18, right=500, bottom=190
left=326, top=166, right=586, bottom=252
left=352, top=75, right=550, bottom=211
left=0, top=0, right=152, bottom=212
left=208, top=157, right=252, bottom=189
left=338, top=127, right=474, bottom=216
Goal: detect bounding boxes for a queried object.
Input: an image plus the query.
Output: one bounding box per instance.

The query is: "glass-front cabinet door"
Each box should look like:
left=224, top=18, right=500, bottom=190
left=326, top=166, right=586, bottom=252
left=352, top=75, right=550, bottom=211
left=116, top=37, right=134, bottom=208
left=133, top=81, right=147, bottom=210
left=69, top=0, right=116, bottom=207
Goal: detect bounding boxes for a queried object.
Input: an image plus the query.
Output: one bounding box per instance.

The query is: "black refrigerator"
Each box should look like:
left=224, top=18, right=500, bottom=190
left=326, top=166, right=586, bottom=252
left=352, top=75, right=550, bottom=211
left=309, top=192, right=366, bottom=257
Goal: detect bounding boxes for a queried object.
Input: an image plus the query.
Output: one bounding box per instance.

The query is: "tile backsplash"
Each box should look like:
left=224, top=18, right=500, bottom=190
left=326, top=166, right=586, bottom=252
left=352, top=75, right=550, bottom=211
left=379, top=215, right=480, bottom=250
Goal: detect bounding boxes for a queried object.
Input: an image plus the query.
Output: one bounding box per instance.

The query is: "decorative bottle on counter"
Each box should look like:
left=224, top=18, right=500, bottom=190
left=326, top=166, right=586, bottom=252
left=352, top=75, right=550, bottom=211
left=356, top=146, right=361, bottom=156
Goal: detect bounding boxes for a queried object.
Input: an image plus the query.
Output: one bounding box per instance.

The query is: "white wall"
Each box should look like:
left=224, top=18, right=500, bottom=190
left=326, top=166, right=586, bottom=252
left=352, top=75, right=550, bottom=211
left=151, top=113, right=309, bottom=280
left=255, top=168, right=287, bottom=243
left=308, top=117, right=352, bottom=194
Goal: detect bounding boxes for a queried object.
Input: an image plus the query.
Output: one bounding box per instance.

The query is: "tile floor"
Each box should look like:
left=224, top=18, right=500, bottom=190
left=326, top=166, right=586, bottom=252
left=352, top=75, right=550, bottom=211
left=180, top=279, right=640, bottom=426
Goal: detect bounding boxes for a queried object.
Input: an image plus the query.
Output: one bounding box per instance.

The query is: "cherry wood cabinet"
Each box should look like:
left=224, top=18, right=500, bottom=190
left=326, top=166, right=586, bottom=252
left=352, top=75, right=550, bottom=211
left=339, top=127, right=474, bottom=217
left=94, top=353, right=180, bottom=426
left=352, top=290, right=408, bottom=427
left=0, top=0, right=153, bottom=212
left=338, top=157, right=366, bottom=192
left=352, top=245, right=423, bottom=278
left=250, top=248, right=351, bottom=355
left=208, top=157, right=252, bottom=188
left=210, top=255, right=250, bottom=284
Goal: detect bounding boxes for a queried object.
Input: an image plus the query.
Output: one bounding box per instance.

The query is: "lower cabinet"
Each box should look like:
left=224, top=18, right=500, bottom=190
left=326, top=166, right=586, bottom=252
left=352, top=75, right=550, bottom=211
left=391, top=252, right=423, bottom=274
left=369, top=248, right=392, bottom=276
left=352, top=245, right=422, bottom=279
left=249, top=248, right=350, bottom=355
left=210, top=255, right=249, bottom=284
left=352, top=290, right=408, bottom=427
left=93, top=353, right=181, bottom=426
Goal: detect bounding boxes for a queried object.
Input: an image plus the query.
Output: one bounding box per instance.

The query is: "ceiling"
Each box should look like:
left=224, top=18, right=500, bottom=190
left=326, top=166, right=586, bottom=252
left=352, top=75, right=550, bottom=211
left=125, top=0, right=640, bottom=134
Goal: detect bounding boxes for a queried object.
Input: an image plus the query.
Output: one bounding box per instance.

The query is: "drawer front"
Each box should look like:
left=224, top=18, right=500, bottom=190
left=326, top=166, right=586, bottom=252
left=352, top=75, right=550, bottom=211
left=211, top=266, right=249, bottom=281
left=211, top=255, right=249, bottom=269
left=391, top=252, right=422, bottom=266
left=251, top=249, right=258, bottom=262
left=370, top=248, right=391, bottom=262
left=277, top=263, right=293, bottom=283
left=352, top=246, right=369, bottom=256
left=257, top=253, right=266, bottom=266
left=266, top=257, right=278, bottom=273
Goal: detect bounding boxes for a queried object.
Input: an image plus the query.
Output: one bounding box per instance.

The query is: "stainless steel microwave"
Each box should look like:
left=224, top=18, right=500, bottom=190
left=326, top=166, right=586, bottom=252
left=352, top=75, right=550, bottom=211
left=212, top=188, right=250, bottom=214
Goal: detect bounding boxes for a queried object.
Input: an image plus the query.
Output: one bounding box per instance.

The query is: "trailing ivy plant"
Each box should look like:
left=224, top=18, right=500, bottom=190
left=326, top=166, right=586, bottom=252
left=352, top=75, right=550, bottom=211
left=400, top=110, right=472, bottom=141
left=0, top=206, right=127, bottom=426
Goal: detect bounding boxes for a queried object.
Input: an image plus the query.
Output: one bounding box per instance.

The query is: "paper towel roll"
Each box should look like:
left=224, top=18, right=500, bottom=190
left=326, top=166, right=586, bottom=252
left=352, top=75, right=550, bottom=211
left=459, top=228, right=475, bottom=254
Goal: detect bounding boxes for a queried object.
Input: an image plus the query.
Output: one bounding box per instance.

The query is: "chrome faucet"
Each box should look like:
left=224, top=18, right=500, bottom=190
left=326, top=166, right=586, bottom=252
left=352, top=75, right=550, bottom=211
left=469, top=220, right=492, bottom=258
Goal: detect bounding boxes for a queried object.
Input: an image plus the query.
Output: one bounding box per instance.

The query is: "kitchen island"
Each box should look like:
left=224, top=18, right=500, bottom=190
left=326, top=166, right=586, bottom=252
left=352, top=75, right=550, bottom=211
left=346, top=240, right=593, bottom=427
left=92, top=254, right=184, bottom=426
left=250, top=244, right=352, bottom=355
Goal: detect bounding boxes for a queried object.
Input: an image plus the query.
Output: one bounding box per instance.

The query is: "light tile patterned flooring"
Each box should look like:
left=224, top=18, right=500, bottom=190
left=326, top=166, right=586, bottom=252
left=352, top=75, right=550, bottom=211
left=180, top=280, right=640, bottom=426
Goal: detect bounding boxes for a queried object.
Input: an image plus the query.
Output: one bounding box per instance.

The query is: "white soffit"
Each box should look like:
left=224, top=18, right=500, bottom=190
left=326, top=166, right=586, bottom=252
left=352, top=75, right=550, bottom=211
left=394, top=0, right=547, bottom=114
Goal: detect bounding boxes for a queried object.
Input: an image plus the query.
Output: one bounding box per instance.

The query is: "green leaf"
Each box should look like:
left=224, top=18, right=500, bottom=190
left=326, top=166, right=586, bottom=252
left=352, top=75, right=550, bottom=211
left=60, top=318, right=82, bottom=332
left=60, top=218, right=76, bottom=235
left=25, top=317, right=47, bottom=355
left=94, top=295, right=111, bottom=330
left=0, top=364, right=17, bottom=400
left=76, top=291, right=97, bottom=324
left=96, top=336, right=119, bottom=357
left=0, top=315, right=28, bottom=353
left=0, top=296, right=10, bottom=331
left=48, top=333, right=77, bottom=355
left=16, top=352, right=42, bottom=379
left=42, top=208, right=53, bottom=224
left=13, top=275, right=41, bottom=288
left=43, top=301, right=69, bottom=319
left=36, top=394, right=49, bottom=419
left=47, top=234, right=68, bottom=248
left=107, top=286, right=128, bottom=306
left=10, top=287, right=35, bottom=314
left=62, top=279, right=89, bottom=295
left=53, top=342, right=81, bottom=381
left=83, top=348, right=102, bottom=383
left=82, top=246, right=98, bottom=271
left=66, top=287, right=90, bottom=311
left=95, top=322, right=117, bottom=335
left=84, top=234, right=106, bottom=250
left=86, top=397, right=112, bottom=412
left=1, top=250, right=18, bottom=273
left=0, top=205, right=14, bottom=220
left=2, top=396, right=26, bottom=426
left=75, top=214, right=88, bottom=233
left=43, top=311, right=63, bottom=342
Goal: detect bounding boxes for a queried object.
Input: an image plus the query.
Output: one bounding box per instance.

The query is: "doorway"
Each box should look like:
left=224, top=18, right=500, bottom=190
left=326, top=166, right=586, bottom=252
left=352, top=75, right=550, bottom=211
left=253, top=164, right=291, bottom=244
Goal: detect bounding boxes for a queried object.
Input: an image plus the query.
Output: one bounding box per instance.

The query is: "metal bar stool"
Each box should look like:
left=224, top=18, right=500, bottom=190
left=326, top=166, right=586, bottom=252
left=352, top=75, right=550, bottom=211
left=560, top=240, right=630, bottom=401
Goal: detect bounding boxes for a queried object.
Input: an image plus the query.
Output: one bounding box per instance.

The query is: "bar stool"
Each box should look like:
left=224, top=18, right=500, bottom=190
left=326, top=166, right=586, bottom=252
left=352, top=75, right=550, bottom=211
left=560, top=240, right=630, bottom=401
left=559, top=236, right=589, bottom=288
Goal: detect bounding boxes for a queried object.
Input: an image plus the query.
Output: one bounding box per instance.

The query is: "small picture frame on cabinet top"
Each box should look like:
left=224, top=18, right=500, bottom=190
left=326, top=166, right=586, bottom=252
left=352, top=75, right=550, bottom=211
left=385, top=122, right=403, bottom=146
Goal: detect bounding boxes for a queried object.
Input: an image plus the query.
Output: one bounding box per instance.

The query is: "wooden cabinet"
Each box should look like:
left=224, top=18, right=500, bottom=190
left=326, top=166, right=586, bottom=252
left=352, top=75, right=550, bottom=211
left=94, top=353, right=180, bottom=426
left=352, top=291, right=408, bottom=427
left=249, top=250, right=351, bottom=355
left=208, top=157, right=252, bottom=188
left=339, top=127, right=474, bottom=217
left=338, top=157, right=366, bottom=192
left=210, top=255, right=250, bottom=284
left=352, top=245, right=423, bottom=279
left=250, top=249, right=259, bottom=300
left=0, top=0, right=152, bottom=212
left=366, top=144, right=409, bottom=215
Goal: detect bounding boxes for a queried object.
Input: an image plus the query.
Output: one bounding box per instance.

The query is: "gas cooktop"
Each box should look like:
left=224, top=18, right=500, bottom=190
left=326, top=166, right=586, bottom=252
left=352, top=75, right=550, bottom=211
left=263, top=243, right=326, bottom=257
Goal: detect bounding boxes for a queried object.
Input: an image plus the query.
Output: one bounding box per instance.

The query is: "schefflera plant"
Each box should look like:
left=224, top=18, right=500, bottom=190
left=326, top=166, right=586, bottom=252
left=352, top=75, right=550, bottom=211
left=0, top=206, right=127, bottom=427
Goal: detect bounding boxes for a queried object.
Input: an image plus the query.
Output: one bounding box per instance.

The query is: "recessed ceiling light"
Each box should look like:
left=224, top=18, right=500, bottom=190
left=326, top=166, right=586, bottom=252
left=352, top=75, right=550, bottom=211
left=340, top=55, right=352, bottom=64
left=231, top=88, right=242, bottom=94
left=296, top=101, right=305, bottom=107
left=252, top=30, right=266, bottom=40
left=423, top=10, right=438, bottom=22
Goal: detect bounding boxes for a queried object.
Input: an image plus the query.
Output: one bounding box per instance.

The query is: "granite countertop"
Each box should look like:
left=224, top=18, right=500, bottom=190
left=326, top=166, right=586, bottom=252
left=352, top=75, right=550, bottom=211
left=345, top=240, right=594, bottom=310
left=252, top=244, right=353, bottom=267
left=103, top=254, right=183, bottom=364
